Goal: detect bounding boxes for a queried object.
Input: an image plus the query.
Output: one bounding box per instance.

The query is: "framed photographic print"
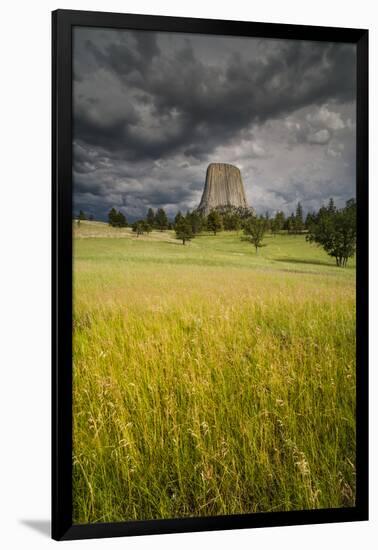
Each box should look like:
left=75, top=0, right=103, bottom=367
left=52, top=9, right=368, bottom=541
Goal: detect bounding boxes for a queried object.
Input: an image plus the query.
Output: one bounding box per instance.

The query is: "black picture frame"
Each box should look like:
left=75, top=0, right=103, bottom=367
left=52, top=9, right=368, bottom=541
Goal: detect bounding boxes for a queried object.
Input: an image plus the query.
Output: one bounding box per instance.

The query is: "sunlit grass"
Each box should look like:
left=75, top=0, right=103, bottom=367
left=73, top=223, right=356, bottom=523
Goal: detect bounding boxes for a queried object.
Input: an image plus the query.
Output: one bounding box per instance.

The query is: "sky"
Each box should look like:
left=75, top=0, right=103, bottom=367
left=73, top=27, right=356, bottom=221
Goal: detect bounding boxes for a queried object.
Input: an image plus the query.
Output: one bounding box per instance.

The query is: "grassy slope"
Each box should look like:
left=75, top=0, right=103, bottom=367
left=73, top=222, right=356, bottom=523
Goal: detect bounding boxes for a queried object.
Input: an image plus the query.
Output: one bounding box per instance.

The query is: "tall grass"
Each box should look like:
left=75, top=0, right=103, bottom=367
left=73, top=227, right=356, bottom=523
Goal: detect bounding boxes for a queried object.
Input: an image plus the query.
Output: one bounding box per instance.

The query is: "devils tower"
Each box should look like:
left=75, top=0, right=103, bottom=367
left=197, top=163, right=249, bottom=215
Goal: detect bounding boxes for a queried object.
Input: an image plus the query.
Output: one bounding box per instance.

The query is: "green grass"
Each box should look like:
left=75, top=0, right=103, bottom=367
left=73, top=221, right=356, bottom=523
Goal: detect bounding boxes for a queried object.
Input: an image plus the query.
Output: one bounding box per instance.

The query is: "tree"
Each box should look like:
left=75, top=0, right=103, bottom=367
left=327, top=197, right=337, bottom=214
left=294, top=202, right=304, bottom=233
left=108, top=208, right=118, bottom=226
left=286, top=213, right=296, bottom=234
left=146, top=208, right=155, bottom=227
left=175, top=218, right=194, bottom=245
left=306, top=199, right=356, bottom=266
left=270, top=217, right=278, bottom=235
left=132, top=220, right=152, bottom=236
left=223, top=212, right=241, bottom=232
left=174, top=211, right=183, bottom=226
left=271, top=210, right=285, bottom=236
left=115, top=211, right=127, bottom=227
left=187, top=210, right=204, bottom=234
left=264, top=211, right=271, bottom=232
left=174, top=210, right=184, bottom=225
left=143, top=221, right=152, bottom=234
left=78, top=209, right=87, bottom=221
left=277, top=211, right=286, bottom=229
left=243, top=216, right=267, bottom=253
left=155, top=208, right=168, bottom=231
left=132, top=221, right=143, bottom=237
left=108, top=208, right=127, bottom=227
left=305, top=211, right=316, bottom=229
left=132, top=221, right=144, bottom=237
left=207, top=210, right=223, bottom=235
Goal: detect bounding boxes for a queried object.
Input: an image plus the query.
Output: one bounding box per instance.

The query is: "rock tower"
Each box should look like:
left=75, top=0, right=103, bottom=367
left=197, top=163, right=248, bottom=215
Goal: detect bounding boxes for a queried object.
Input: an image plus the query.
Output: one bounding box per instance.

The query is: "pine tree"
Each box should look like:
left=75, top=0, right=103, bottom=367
left=114, top=211, right=127, bottom=227
left=108, top=208, right=127, bottom=227
left=132, top=221, right=144, bottom=237
left=108, top=208, right=118, bottom=226
left=327, top=197, right=336, bottom=214
left=155, top=208, right=168, bottom=231
left=174, top=211, right=183, bottom=226
left=223, top=212, right=241, bottom=231
left=243, top=217, right=268, bottom=253
left=187, top=210, right=203, bottom=234
left=207, top=210, right=223, bottom=235
left=264, top=211, right=271, bottom=232
left=287, top=213, right=296, bottom=234
left=295, top=202, right=304, bottom=233
left=146, top=208, right=155, bottom=227
left=305, top=211, right=316, bottom=229
left=306, top=199, right=356, bottom=266
left=142, top=221, right=152, bottom=234
left=271, top=211, right=285, bottom=235
left=175, top=218, right=193, bottom=245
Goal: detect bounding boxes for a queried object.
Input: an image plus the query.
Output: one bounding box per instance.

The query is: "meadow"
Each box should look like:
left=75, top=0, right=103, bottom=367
left=73, top=221, right=356, bottom=524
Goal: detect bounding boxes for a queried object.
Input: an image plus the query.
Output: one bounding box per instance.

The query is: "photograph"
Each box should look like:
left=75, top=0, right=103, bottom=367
left=72, top=25, right=358, bottom=525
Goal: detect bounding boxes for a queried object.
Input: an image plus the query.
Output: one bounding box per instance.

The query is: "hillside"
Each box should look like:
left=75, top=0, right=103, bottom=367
left=74, top=220, right=355, bottom=275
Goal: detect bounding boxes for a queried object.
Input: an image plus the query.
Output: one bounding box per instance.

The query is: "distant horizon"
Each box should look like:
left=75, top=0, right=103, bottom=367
left=74, top=194, right=356, bottom=224
left=73, top=28, right=356, bottom=221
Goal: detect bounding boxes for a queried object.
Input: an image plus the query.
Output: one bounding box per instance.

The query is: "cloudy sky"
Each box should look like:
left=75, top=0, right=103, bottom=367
left=73, top=27, right=356, bottom=220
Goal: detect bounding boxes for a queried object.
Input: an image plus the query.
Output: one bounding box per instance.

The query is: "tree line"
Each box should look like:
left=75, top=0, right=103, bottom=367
left=171, top=199, right=356, bottom=267
left=75, top=210, right=94, bottom=225
left=242, top=198, right=356, bottom=266
left=129, top=208, right=170, bottom=236
left=76, top=198, right=356, bottom=267
left=306, top=198, right=356, bottom=267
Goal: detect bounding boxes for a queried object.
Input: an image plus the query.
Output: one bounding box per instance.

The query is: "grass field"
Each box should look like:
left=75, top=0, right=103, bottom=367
left=73, top=221, right=356, bottom=524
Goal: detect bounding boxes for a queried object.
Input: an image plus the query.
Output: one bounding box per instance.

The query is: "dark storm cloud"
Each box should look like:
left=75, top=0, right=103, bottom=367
left=74, top=34, right=355, bottom=162
left=73, top=28, right=356, bottom=220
